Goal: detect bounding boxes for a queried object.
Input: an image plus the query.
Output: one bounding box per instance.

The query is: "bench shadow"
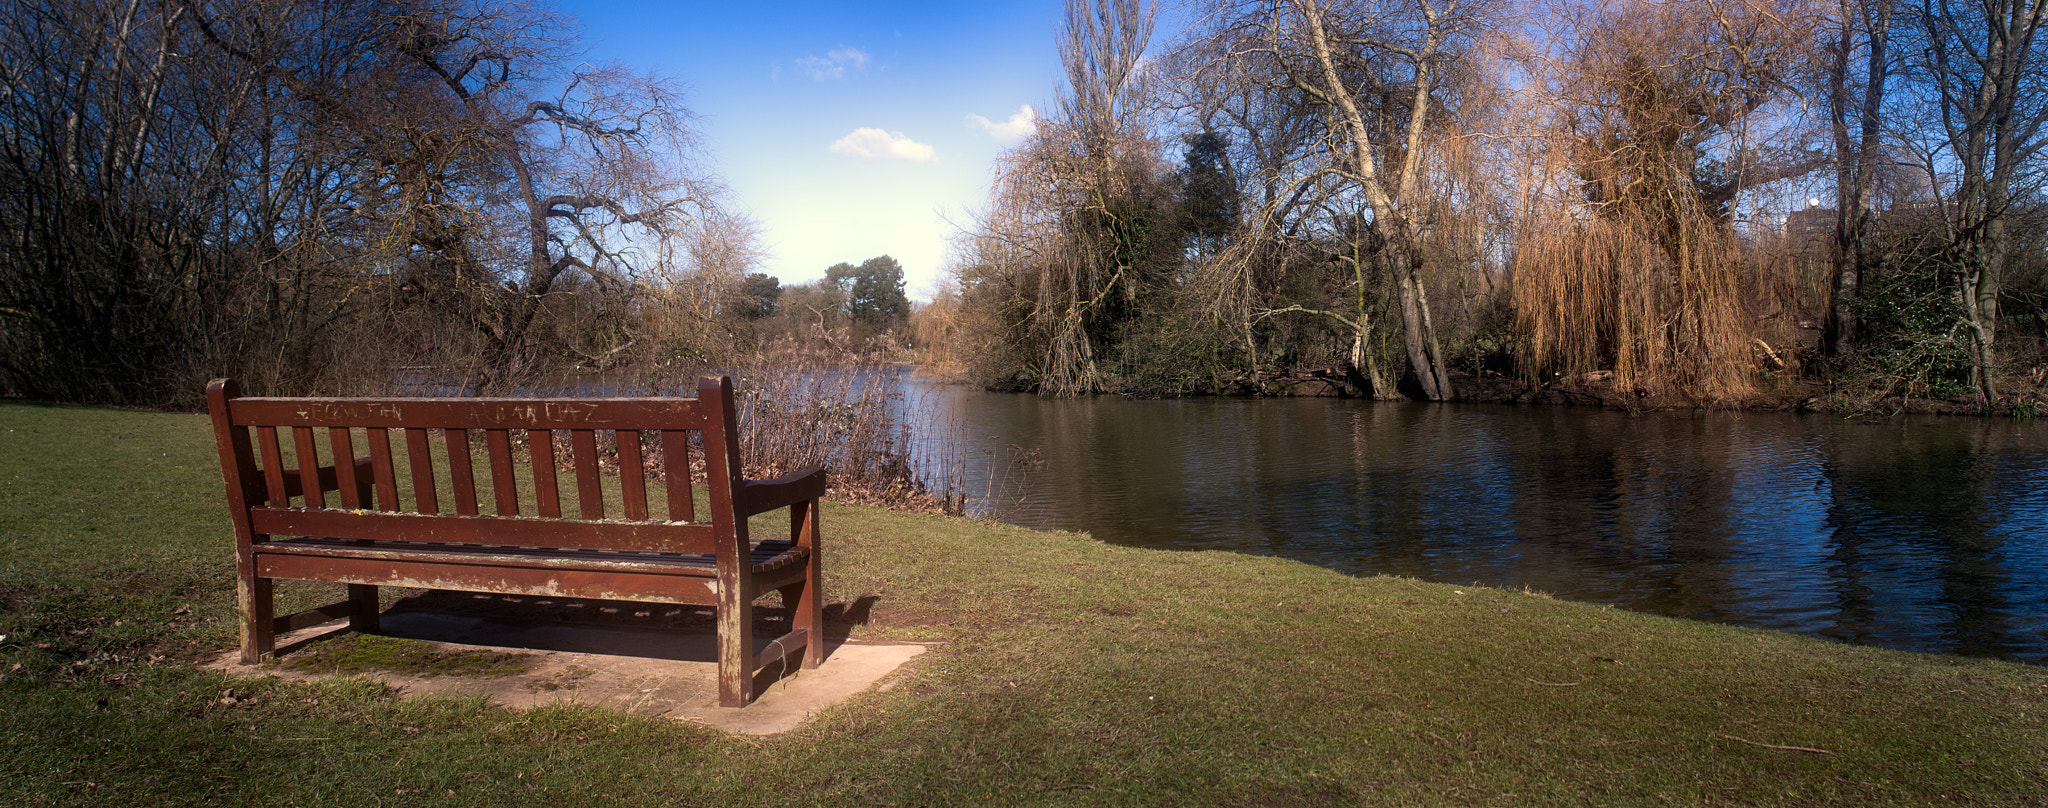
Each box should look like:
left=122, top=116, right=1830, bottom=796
left=333, top=590, right=885, bottom=670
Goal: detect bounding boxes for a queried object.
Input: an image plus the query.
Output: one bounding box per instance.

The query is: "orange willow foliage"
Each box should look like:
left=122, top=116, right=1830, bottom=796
left=1513, top=210, right=1758, bottom=402
left=1511, top=0, right=1808, bottom=402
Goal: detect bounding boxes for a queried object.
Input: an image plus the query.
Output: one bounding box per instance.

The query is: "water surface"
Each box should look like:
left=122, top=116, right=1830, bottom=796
left=905, top=375, right=2048, bottom=662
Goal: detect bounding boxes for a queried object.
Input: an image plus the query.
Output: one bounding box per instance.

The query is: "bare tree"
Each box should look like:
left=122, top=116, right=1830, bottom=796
left=1906, top=0, right=2048, bottom=403
left=1185, top=0, right=1497, bottom=400
left=637, top=208, right=768, bottom=371
left=1158, top=24, right=1363, bottom=391
left=0, top=0, right=381, bottom=404
left=953, top=0, right=1173, bottom=396
left=184, top=0, right=717, bottom=393
left=1034, top=0, right=1169, bottom=395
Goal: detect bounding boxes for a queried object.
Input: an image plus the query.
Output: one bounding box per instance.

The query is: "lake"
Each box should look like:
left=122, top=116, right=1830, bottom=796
left=900, top=371, right=2048, bottom=663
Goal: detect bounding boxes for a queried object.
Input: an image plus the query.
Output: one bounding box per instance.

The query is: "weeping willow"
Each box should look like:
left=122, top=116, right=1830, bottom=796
left=1514, top=208, right=1755, bottom=401
left=1512, top=0, right=1802, bottom=403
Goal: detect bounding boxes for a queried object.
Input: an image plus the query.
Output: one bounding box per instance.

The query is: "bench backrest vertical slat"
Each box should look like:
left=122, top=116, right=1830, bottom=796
left=257, top=426, right=288, bottom=506
left=529, top=429, right=561, bottom=518
left=486, top=429, right=518, bottom=515
left=701, top=375, right=748, bottom=552
left=366, top=427, right=399, bottom=511
left=571, top=429, right=603, bottom=519
left=293, top=427, right=324, bottom=509
left=662, top=429, right=695, bottom=522
left=445, top=429, right=478, bottom=515
left=207, top=380, right=263, bottom=547
left=404, top=428, right=438, bottom=513
left=618, top=430, right=648, bottom=521
left=329, top=428, right=361, bottom=509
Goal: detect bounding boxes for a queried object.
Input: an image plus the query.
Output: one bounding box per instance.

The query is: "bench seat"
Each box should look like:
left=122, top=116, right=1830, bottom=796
left=250, top=536, right=810, bottom=597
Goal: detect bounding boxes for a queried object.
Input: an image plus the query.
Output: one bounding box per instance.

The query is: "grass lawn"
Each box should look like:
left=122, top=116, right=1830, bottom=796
left=2, top=399, right=2044, bottom=806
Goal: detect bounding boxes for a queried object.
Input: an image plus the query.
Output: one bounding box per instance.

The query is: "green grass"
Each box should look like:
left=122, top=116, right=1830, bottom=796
left=3, top=399, right=2046, bottom=806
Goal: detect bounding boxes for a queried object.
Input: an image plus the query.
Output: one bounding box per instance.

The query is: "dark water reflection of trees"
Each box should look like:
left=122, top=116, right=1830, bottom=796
left=906, top=375, right=2048, bottom=662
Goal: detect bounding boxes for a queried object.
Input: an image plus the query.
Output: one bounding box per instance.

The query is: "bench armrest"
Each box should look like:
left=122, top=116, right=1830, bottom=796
left=739, top=466, right=827, bottom=517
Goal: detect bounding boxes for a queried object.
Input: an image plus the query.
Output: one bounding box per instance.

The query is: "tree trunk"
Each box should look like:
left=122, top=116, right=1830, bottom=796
left=1827, top=0, right=1891, bottom=358
left=1391, top=246, right=1446, bottom=401
left=1347, top=248, right=1392, bottom=399
left=1967, top=216, right=2003, bottom=404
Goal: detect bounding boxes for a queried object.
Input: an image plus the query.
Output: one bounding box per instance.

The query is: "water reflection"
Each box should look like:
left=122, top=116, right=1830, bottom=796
left=905, top=371, right=2048, bottom=663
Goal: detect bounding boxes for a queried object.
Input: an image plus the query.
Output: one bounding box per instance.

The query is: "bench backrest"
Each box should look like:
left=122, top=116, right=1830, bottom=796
left=207, top=376, right=754, bottom=559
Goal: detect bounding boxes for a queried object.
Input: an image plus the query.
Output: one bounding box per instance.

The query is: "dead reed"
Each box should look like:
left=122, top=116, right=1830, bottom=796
left=726, top=365, right=951, bottom=513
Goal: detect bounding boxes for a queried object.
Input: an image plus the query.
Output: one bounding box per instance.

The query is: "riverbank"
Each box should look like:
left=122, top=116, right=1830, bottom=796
left=3, top=401, right=2044, bottom=806
left=988, top=363, right=2048, bottom=417
left=1478, top=369, right=2048, bottom=417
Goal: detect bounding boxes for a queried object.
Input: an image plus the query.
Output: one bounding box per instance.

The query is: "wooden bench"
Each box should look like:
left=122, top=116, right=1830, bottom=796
left=206, top=375, right=826, bottom=707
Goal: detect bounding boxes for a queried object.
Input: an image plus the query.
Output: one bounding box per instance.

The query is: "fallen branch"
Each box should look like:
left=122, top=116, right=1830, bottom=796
left=1753, top=338, right=1786, bottom=369
left=1524, top=678, right=1581, bottom=687
left=1719, top=734, right=1834, bottom=755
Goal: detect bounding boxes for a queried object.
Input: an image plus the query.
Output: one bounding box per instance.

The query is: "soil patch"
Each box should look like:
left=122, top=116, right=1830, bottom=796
left=204, top=603, right=929, bottom=736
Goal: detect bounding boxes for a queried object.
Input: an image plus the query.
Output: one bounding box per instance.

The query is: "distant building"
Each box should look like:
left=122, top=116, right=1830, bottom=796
left=1783, top=206, right=1836, bottom=252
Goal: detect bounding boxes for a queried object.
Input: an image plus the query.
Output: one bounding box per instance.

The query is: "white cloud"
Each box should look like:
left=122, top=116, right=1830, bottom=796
left=828, top=128, right=938, bottom=162
left=828, top=47, right=869, bottom=69
left=966, top=105, right=1037, bottom=143
left=796, top=47, right=870, bottom=81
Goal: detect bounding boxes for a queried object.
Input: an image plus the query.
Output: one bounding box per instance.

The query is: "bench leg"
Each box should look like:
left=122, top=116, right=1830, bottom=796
left=779, top=578, right=823, bottom=669
left=717, top=574, right=755, bottom=708
left=347, top=584, right=381, bottom=633
left=238, top=573, right=275, bottom=664
left=793, top=501, right=823, bottom=668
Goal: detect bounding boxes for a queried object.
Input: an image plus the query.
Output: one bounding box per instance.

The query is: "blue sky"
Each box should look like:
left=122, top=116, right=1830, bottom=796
left=554, top=0, right=1070, bottom=299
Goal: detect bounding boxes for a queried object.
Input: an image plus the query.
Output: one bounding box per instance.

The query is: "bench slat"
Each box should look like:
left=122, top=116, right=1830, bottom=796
left=248, top=507, right=717, bottom=554
left=367, top=428, right=399, bottom=511
left=329, top=428, right=361, bottom=509
left=258, top=426, right=287, bottom=506
left=530, top=429, right=560, bottom=518
left=293, top=427, right=323, bottom=509
left=663, top=429, right=695, bottom=522
left=619, top=430, right=648, bottom=521
left=405, top=428, right=438, bottom=513
left=571, top=429, right=603, bottom=519
left=254, top=552, right=723, bottom=606
left=224, top=397, right=710, bottom=430
left=255, top=535, right=799, bottom=568
left=486, top=429, right=517, bottom=515
left=445, top=428, right=478, bottom=515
